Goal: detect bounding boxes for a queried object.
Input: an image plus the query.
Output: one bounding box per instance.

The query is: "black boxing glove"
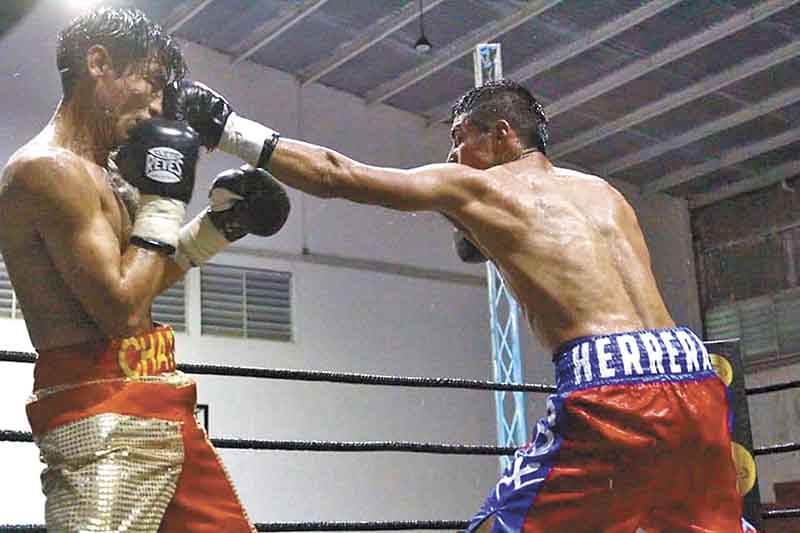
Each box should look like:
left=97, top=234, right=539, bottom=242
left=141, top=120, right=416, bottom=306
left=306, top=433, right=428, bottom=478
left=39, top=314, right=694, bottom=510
left=454, top=228, right=487, bottom=263
left=208, top=166, right=291, bottom=239
left=164, top=80, right=280, bottom=168
left=173, top=165, right=290, bottom=269
left=114, top=119, right=200, bottom=253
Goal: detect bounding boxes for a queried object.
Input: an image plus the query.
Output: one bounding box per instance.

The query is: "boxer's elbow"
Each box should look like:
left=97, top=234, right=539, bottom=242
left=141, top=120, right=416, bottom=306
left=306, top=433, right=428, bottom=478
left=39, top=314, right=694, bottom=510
left=122, top=308, right=153, bottom=337
left=95, top=315, right=149, bottom=339
left=112, top=316, right=151, bottom=339
left=95, top=294, right=153, bottom=338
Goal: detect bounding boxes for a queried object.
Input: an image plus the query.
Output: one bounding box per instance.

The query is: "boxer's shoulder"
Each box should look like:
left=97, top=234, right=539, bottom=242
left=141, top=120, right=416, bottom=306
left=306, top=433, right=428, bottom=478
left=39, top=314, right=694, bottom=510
left=3, top=145, right=102, bottom=203
left=1, top=145, right=108, bottom=232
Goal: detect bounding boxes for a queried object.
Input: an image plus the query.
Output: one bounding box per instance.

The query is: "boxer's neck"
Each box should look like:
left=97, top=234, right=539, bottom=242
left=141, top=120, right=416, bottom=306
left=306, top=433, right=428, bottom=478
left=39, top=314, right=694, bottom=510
left=506, top=146, right=550, bottom=171
left=52, top=96, right=115, bottom=166
left=518, top=147, right=541, bottom=160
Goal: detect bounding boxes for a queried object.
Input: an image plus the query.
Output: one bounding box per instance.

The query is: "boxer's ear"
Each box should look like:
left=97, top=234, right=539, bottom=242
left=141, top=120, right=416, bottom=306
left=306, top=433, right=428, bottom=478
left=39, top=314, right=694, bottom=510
left=86, top=45, right=114, bottom=79
left=494, top=119, right=511, bottom=139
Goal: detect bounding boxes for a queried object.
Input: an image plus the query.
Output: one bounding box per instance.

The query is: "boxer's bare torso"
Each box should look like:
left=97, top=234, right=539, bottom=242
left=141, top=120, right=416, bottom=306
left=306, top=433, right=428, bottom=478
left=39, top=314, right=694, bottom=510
left=454, top=156, right=675, bottom=351
left=0, top=52, right=190, bottom=353
left=268, top=112, right=675, bottom=353
left=0, top=127, right=137, bottom=351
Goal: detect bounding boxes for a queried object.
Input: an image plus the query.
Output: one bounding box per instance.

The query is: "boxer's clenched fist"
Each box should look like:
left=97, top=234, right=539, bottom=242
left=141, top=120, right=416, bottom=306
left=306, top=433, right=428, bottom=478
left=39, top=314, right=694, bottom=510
left=173, top=166, right=290, bottom=269
left=164, top=80, right=280, bottom=169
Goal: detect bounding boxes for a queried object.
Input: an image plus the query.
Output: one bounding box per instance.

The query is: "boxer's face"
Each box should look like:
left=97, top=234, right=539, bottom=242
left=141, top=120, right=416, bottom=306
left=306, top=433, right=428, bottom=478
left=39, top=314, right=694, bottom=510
left=92, top=51, right=166, bottom=145
left=447, top=114, right=496, bottom=170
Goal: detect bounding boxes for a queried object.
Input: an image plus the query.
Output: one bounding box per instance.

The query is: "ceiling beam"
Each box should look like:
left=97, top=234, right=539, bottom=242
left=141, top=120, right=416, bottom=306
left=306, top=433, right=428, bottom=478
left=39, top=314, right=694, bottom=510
left=689, top=159, right=800, bottom=208
left=643, top=127, right=800, bottom=195
left=298, top=0, right=448, bottom=86
left=163, top=0, right=217, bottom=33
left=549, top=39, right=800, bottom=158
left=364, top=0, right=563, bottom=106
left=513, top=0, right=684, bottom=84
left=547, top=0, right=798, bottom=118
left=426, top=0, right=682, bottom=121
left=232, top=0, right=329, bottom=66
left=601, top=85, right=800, bottom=175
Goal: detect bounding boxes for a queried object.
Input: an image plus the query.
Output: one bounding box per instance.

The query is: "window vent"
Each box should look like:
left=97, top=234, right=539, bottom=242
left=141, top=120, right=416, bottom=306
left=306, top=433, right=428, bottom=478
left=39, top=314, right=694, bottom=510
left=201, top=264, right=292, bottom=341
left=776, top=289, right=800, bottom=356
left=704, top=304, right=739, bottom=342
left=737, top=297, right=778, bottom=358
left=152, top=279, right=186, bottom=332
left=0, top=255, right=21, bottom=319
left=705, top=288, right=800, bottom=364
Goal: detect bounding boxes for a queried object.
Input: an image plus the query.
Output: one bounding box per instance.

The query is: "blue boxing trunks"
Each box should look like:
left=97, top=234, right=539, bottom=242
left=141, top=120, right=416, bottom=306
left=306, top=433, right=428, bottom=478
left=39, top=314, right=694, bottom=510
left=466, top=327, right=748, bottom=533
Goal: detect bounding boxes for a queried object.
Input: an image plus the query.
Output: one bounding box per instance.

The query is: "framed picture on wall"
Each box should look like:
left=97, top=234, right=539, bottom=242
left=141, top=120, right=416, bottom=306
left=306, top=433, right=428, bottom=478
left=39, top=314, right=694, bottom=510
left=195, top=404, right=209, bottom=433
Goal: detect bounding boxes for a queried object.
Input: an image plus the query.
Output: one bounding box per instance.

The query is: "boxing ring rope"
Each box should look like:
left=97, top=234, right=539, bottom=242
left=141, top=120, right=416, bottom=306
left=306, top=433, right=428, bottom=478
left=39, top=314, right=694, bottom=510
left=745, top=379, right=800, bottom=396
left=1, top=428, right=798, bottom=457
left=1, top=349, right=799, bottom=530
left=0, top=350, right=555, bottom=393
left=2, top=349, right=794, bottom=396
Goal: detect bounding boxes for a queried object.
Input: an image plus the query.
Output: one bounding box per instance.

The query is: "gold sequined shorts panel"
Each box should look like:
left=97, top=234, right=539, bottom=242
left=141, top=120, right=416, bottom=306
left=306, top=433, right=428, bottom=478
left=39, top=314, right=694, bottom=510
left=37, top=413, right=184, bottom=533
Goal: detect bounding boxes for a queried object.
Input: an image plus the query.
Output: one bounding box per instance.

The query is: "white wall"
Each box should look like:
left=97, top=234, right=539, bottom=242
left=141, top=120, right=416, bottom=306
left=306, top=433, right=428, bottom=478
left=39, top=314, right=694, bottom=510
left=0, top=0, right=713, bottom=528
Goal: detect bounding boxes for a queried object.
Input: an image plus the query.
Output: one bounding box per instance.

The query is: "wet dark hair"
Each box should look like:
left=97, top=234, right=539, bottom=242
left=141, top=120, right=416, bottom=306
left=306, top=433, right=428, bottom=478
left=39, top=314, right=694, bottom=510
left=57, top=7, right=186, bottom=100
left=451, top=79, right=548, bottom=154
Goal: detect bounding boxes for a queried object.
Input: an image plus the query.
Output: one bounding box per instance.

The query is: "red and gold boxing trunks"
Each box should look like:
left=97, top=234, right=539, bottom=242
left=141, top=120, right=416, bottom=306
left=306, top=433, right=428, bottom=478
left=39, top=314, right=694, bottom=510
left=25, top=325, right=255, bottom=532
left=466, top=327, right=750, bottom=533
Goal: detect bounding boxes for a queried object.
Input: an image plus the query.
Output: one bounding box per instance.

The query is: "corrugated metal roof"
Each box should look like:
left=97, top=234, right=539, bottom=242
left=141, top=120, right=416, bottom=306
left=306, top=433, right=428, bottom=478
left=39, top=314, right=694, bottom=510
left=125, top=0, right=800, bottom=206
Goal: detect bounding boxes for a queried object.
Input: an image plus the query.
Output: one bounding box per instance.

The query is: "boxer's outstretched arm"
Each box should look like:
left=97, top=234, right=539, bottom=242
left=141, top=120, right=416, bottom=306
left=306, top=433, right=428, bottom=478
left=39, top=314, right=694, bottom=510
left=10, top=154, right=172, bottom=337
left=163, top=81, right=486, bottom=213
left=268, top=138, right=487, bottom=213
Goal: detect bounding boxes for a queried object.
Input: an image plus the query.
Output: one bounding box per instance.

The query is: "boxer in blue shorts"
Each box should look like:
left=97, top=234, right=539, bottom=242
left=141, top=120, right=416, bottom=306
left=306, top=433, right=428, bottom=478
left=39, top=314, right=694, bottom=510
left=465, top=327, right=743, bottom=532
left=161, top=78, right=751, bottom=531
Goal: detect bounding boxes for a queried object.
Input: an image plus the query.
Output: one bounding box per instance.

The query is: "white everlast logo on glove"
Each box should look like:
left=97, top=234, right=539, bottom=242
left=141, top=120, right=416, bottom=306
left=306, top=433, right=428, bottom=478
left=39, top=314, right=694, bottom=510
left=146, top=147, right=184, bottom=183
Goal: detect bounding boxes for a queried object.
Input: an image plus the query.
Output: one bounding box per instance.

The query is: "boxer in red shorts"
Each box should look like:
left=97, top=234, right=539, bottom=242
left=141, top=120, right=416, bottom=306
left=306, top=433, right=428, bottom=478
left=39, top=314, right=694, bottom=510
left=159, top=77, right=754, bottom=530
left=464, top=327, right=744, bottom=532
left=26, top=325, right=255, bottom=532
left=0, top=7, right=288, bottom=531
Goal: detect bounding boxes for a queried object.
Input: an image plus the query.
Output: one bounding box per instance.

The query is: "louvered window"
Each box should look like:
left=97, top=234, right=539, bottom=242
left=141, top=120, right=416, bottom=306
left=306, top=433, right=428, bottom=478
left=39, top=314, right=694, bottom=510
left=0, top=255, right=21, bottom=319
left=704, top=304, right=739, bottom=342
left=201, top=264, right=292, bottom=341
left=705, top=288, right=800, bottom=365
left=776, top=289, right=800, bottom=356
left=152, top=279, right=186, bottom=332
left=737, top=297, right=778, bottom=358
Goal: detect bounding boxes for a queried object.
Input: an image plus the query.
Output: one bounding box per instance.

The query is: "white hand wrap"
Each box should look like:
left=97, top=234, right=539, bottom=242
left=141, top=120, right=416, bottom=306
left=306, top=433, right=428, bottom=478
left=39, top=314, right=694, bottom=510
left=173, top=210, right=230, bottom=270
left=218, top=113, right=280, bottom=167
left=131, top=195, right=186, bottom=252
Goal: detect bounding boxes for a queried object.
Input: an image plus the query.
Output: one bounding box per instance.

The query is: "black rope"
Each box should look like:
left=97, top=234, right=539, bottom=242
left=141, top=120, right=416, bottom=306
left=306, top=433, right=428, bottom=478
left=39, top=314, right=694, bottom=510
left=0, top=352, right=35, bottom=364
left=0, top=350, right=556, bottom=393
left=211, top=438, right=516, bottom=455
left=0, top=430, right=516, bottom=455
left=0, top=430, right=32, bottom=443
left=179, top=362, right=556, bottom=393
left=746, top=379, right=800, bottom=396
left=762, top=507, right=800, bottom=519
left=6, top=350, right=800, bottom=397
left=4, top=428, right=798, bottom=457
left=3, top=509, right=800, bottom=532
left=753, top=441, right=800, bottom=456
left=254, top=521, right=470, bottom=531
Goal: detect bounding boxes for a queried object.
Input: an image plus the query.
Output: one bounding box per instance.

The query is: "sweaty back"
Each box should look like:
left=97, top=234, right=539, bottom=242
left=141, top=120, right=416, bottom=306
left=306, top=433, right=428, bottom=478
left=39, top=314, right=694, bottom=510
left=458, top=159, right=674, bottom=351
